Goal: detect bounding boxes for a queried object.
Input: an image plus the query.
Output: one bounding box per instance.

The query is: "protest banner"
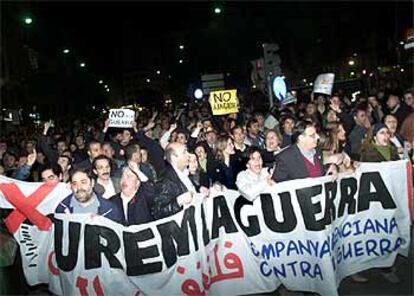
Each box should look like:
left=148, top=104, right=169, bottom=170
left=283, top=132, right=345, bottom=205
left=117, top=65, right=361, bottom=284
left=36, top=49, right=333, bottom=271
left=313, top=73, right=335, bottom=95
left=209, top=90, right=239, bottom=115
left=108, top=109, right=135, bottom=128
left=0, top=160, right=412, bottom=295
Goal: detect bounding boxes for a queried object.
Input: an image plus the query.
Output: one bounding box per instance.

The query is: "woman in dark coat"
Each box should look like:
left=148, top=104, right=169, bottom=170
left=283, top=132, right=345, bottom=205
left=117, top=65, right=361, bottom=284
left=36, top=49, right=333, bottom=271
left=207, top=135, right=241, bottom=190
left=188, top=152, right=210, bottom=197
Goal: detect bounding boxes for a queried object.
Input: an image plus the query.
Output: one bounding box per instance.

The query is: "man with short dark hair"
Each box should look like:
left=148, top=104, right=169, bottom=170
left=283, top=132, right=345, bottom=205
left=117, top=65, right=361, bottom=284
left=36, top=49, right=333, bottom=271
left=348, top=106, right=369, bottom=160
left=75, top=140, right=102, bottom=171
left=40, top=163, right=63, bottom=183
left=55, top=168, right=122, bottom=223
left=57, top=155, right=72, bottom=182
left=272, top=121, right=337, bottom=182
left=245, top=118, right=265, bottom=149
left=73, top=134, right=88, bottom=163
left=280, top=115, right=296, bottom=148
left=231, top=125, right=249, bottom=173
left=92, top=155, right=121, bottom=199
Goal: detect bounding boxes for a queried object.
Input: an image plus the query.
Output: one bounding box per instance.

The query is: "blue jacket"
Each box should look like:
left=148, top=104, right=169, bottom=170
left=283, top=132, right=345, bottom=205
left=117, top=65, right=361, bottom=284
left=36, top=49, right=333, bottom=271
left=55, top=193, right=123, bottom=224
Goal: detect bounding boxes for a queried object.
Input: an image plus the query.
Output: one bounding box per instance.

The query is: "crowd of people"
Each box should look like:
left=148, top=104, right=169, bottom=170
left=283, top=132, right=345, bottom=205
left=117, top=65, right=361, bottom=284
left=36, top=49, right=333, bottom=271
left=0, top=86, right=413, bottom=289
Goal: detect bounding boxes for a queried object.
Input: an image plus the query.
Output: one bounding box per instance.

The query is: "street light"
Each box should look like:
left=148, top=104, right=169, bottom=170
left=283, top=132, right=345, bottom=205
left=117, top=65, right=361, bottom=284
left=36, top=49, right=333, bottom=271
left=179, top=59, right=183, bottom=64
left=348, top=59, right=355, bottom=66
left=104, top=84, right=108, bottom=88
left=63, top=49, right=70, bottom=54
left=214, top=7, right=221, bottom=14
left=146, top=78, right=151, bottom=83
left=194, top=89, right=203, bottom=100
left=24, top=17, right=33, bottom=25
left=80, top=62, right=86, bottom=67
left=106, top=89, right=110, bottom=92
left=156, top=70, right=161, bottom=75
left=99, top=80, right=103, bottom=84
left=179, top=45, right=184, bottom=50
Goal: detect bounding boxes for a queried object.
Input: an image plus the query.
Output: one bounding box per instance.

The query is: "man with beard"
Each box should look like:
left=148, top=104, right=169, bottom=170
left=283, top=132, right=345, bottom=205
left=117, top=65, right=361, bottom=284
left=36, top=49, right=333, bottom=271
left=55, top=168, right=122, bottom=223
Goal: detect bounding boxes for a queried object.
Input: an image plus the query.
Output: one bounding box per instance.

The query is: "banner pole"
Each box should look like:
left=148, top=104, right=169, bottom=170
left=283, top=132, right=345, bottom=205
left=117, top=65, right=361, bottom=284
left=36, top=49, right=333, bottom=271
left=267, top=75, right=273, bottom=108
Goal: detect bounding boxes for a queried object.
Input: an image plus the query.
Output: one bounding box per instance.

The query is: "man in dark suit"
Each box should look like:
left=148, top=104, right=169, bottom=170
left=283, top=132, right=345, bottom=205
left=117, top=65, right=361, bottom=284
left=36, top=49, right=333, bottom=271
left=151, top=142, right=195, bottom=220
left=109, top=165, right=153, bottom=226
left=272, top=120, right=337, bottom=183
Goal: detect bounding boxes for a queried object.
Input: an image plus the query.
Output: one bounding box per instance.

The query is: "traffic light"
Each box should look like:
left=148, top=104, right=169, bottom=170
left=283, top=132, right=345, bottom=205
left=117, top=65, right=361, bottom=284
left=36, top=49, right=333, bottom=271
left=262, top=43, right=282, bottom=77
left=250, top=58, right=266, bottom=91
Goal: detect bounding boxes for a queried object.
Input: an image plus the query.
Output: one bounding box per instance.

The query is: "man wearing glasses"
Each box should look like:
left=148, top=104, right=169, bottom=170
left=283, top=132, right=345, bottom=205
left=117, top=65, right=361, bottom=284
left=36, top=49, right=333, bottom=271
left=272, top=120, right=337, bottom=182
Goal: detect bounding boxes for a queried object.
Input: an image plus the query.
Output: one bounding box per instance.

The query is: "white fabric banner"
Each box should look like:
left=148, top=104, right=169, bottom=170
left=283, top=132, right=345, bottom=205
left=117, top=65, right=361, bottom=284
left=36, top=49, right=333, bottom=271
left=0, top=160, right=412, bottom=295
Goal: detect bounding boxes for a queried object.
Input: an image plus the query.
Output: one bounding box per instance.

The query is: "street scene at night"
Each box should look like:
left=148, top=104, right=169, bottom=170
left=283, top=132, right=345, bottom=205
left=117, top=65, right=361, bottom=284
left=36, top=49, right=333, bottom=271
left=0, top=1, right=413, bottom=295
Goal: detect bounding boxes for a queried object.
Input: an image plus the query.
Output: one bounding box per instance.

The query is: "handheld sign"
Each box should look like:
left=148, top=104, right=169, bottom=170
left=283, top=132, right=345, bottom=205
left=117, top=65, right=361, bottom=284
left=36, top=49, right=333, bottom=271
left=209, top=89, right=239, bottom=115
left=108, top=109, right=135, bottom=128
left=313, top=73, right=335, bottom=95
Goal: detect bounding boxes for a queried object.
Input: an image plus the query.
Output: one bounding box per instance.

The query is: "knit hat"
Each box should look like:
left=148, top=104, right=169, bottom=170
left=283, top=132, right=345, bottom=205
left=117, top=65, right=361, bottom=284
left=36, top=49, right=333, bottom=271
left=372, top=123, right=388, bottom=137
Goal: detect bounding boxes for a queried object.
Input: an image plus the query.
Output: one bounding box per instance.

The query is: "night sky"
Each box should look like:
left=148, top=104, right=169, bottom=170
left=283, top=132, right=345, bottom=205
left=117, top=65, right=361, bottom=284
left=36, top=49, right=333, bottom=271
left=3, top=0, right=413, bottom=111
left=26, top=1, right=411, bottom=78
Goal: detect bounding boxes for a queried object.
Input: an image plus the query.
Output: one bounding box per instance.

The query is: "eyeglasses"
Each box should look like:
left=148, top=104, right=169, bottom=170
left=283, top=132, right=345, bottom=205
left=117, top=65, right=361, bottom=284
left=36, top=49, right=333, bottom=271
left=304, top=133, right=319, bottom=139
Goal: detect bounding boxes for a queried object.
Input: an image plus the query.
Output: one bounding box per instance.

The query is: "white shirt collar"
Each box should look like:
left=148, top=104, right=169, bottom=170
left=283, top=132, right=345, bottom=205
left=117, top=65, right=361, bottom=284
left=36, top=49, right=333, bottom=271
left=173, top=166, right=196, bottom=193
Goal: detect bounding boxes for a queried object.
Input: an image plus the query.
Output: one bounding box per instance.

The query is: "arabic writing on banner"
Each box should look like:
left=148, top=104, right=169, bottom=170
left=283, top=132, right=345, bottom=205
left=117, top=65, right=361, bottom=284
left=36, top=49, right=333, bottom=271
left=0, top=160, right=412, bottom=296
left=208, top=89, right=239, bottom=115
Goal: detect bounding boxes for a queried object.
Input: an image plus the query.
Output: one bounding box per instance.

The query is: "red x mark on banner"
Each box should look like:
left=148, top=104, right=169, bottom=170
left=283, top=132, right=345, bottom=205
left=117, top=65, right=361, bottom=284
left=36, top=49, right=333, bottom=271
left=0, top=182, right=58, bottom=234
